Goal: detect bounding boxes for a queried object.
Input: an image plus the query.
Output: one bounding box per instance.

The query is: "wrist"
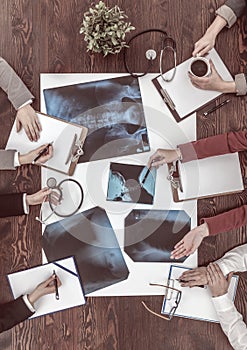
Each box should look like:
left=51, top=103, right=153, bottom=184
left=175, top=148, right=182, bottom=161
left=19, top=154, right=30, bottom=165
left=221, top=81, right=236, bottom=94
left=201, top=222, right=209, bottom=238
left=206, top=15, right=227, bottom=37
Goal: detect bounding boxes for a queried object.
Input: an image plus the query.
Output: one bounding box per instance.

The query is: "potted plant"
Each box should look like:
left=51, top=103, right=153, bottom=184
left=80, top=1, right=135, bottom=56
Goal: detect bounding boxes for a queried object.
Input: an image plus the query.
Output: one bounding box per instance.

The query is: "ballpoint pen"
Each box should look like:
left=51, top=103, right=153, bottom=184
left=53, top=270, right=59, bottom=300
left=33, top=142, right=53, bottom=163
left=203, top=99, right=231, bottom=116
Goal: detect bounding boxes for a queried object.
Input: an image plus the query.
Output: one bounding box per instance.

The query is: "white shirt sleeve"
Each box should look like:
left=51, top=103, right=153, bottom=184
left=212, top=293, right=247, bottom=350
left=22, top=193, right=29, bottom=214
left=22, top=294, right=36, bottom=313
left=215, top=244, right=247, bottom=276
left=14, top=151, right=20, bottom=167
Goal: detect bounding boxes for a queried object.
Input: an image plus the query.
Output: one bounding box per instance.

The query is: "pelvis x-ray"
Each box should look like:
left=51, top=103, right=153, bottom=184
left=43, top=75, right=150, bottom=162
left=42, top=207, right=129, bottom=295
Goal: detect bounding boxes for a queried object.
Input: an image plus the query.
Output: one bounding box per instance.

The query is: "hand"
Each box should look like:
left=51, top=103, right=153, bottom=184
left=170, top=222, right=209, bottom=259
left=19, top=144, right=53, bottom=165
left=192, top=32, right=216, bottom=57
left=27, top=274, right=62, bottom=306
left=207, top=263, right=233, bottom=297
left=178, top=267, right=208, bottom=287
left=189, top=60, right=236, bottom=93
left=16, top=104, right=42, bottom=142
left=192, top=15, right=227, bottom=57
left=26, top=188, right=51, bottom=206
left=148, top=148, right=181, bottom=168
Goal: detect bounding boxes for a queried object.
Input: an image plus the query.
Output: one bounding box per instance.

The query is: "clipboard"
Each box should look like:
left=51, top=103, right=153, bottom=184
left=167, top=152, right=244, bottom=202
left=7, top=256, right=86, bottom=319
left=6, top=112, right=88, bottom=176
left=161, top=265, right=239, bottom=323
left=152, top=49, right=234, bottom=122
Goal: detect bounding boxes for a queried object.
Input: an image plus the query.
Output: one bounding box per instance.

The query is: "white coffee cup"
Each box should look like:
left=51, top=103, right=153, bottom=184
left=189, top=57, right=211, bottom=77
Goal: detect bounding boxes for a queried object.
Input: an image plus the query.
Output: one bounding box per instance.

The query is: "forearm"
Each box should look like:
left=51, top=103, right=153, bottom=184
left=0, top=297, right=33, bottom=333
left=212, top=293, right=247, bottom=349
left=205, top=14, right=227, bottom=39
left=0, top=57, right=34, bottom=109
left=179, top=131, right=247, bottom=162
left=215, top=243, right=247, bottom=275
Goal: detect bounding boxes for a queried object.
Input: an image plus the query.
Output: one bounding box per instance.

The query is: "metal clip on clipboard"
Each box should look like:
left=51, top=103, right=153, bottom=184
left=65, top=134, right=84, bottom=165
left=167, top=161, right=183, bottom=192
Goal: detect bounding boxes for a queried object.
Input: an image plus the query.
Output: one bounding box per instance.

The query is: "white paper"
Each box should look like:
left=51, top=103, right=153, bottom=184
left=40, top=73, right=198, bottom=296
left=6, top=112, right=83, bottom=174
left=178, top=153, right=244, bottom=200
left=7, top=257, right=86, bottom=318
left=161, top=265, right=238, bottom=322
left=157, top=49, right=233, bottom=119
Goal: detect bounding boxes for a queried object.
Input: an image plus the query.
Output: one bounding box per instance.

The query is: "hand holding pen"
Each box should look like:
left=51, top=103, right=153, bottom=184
left=27, top=274, right=62, bottom=306
left=18, top=143, right=53, bottom=165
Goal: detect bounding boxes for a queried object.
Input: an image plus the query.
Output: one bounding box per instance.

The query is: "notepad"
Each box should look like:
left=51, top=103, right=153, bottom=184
left=161, top=265, right=238, bottom=322
left=152, top=49, right=233, bottom=121
left=169, top=153, right=244, bottom=202
left=6, top=112, right=88, bottom=175
left=7, top=257, right=86, bottom=318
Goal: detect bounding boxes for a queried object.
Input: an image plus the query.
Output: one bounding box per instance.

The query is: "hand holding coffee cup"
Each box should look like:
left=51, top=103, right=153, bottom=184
left=188, top=59, right=233, bottom=93
left=189, top=56, right=211, bottom=78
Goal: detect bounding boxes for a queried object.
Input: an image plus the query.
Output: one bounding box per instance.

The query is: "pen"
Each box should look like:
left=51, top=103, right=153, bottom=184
left=203, top=99, right=231, bottom=116
left=53, top=270, right=59, bottom=300
left=176, top=278, right=205, bottom=288
left=140, top=167, right=151, bottom=187
left=33, top=142, right=53, bottom=163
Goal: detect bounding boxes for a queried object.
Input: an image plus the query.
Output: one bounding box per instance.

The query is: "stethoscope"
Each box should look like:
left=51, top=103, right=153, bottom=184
left=36, top=177, right=84, bottom=224
left=124, top=29, right=177, bottom=81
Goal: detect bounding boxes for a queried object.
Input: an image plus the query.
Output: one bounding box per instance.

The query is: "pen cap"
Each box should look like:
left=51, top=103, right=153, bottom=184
left=189, top=57, right=211, bottom=78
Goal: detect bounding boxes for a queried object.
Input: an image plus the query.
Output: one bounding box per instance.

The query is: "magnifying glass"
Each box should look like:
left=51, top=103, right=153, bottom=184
left=36, top=177, right=84, bottom=224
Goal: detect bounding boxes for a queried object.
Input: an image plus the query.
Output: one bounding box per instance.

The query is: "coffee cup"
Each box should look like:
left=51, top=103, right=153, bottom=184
left=189, top=57, right=211, bottom=78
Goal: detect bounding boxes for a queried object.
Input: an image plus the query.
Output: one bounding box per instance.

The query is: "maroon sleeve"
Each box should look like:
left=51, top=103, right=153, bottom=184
left=200, top=205, right=247, bottom=236
left=179, top=131, right=247, bottom=163
left=0, top=296, right=34, bottom=333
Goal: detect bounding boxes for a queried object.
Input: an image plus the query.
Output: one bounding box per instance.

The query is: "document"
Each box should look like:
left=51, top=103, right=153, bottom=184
left=6, top=112, right=87, bottom=175
left=7, top=257, right=86, bottom=318
left=162, top=265, right=238, bottom=322
left=176, top=153, right=244, bottom=201
left=153, top=49, right=233, bottom=120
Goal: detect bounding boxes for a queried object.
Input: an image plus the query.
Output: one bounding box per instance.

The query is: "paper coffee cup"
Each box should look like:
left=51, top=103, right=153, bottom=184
left=189, top=57, right=211, bottom=77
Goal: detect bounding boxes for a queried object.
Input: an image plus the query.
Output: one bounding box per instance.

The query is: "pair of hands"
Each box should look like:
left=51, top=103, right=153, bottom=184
left=27, top=274, right=62, bottom=306
left=178, top=263, right=233, bottom=298
left=190, top=18, right=236, bottom=94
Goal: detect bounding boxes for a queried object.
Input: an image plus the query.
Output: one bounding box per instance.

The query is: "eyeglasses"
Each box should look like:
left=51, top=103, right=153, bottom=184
left=142, top=281, right=182, bottom=320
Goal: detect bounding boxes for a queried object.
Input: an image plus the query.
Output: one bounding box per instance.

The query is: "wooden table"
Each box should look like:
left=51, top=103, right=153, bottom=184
left=0, top=1, right=246, bottom=349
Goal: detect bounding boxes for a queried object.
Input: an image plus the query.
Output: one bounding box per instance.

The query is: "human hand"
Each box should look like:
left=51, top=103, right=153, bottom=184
left=27, top=274, right=62, bottom=306
left=147, top=148, right=181, bottom=169
left=192, top=32, right=216, bottom=57
left=16, top=104, right=42, bottom=142
left=26, top=188, right=51, bottom=206
left=207, top=263, right=233, bottom=297
left=178, top=267, right=208, bottom=287
left=189, top=60, right=236, bottom=93
left=170, top=222, right=209, bottom=260
left=19, top=144, right=53, bottom=165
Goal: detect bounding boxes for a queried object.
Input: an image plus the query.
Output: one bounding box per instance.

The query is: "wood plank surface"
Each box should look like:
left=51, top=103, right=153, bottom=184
left=0, top=0, right=246, bottom=349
